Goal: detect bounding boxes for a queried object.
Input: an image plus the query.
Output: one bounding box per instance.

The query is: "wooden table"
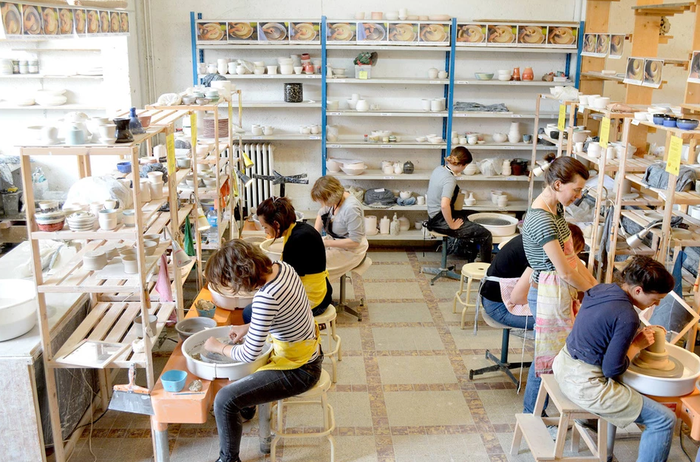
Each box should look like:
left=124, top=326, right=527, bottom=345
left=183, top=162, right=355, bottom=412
left=150, top=289, right=271, bottom=462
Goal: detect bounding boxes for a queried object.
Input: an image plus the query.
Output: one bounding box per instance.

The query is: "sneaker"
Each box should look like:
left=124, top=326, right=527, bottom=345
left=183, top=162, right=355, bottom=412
left=546, top=425, right=559, bottom=440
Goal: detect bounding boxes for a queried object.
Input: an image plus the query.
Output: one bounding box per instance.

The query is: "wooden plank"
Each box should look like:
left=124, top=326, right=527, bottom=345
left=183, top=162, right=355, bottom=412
left=52, top=303, right=113, bottom=360
left=88, top=302, right=128, bottom=340
left=104, top=302, right=143, bottom=343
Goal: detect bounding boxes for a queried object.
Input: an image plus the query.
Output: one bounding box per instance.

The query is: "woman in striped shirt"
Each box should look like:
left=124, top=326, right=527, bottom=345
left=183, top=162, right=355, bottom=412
left=203, top=240, right=322, bottom=462
left=520, top=156, right=596, bottom=415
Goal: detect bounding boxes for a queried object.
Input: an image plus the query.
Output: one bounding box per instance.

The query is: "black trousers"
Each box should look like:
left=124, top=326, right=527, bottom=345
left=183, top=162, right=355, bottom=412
left=427, top=210, right=493, bottom=262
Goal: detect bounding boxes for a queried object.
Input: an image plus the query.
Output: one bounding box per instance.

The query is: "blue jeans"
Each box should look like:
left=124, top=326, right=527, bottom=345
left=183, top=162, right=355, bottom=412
left=523, top=286, right=546, bottom=414
left=482, top=297, right=534, bottom=330
left=635, top=395, right=676, bottom=462
left=214, top=355, right=323, bottom=462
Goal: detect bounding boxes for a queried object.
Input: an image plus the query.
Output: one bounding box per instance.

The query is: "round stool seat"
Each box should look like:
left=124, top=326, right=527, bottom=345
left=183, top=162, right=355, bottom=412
left=298, top=369, right=331, bottom=398
left=428, top=230, right=449, bottom=239
left=460, top=262, right=490, bottom=279
left=314, top=304, right=338, bottom=324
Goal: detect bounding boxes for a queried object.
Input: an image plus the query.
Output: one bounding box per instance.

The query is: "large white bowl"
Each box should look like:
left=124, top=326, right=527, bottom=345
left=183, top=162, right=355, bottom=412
left=467, top=212, right=518, bottom=236
left=260, top=238, right=284, bottom=261
left=340, top=165, right=367, bottom=176
left=622, top=343, right=700, bottom=397
left=209, top=285, right=256, bottom=310
left=182, top=326, right=273, bottom=380
left=0, top=279, right=38, bottom=341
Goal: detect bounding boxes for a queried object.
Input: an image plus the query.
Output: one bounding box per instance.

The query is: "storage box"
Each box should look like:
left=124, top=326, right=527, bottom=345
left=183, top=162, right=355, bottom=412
left=355, top=64, right=372, bottom=79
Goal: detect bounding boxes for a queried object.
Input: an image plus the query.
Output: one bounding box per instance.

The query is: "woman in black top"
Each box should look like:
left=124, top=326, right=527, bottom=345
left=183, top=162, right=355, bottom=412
left=243, top=197, right=331, bottom=323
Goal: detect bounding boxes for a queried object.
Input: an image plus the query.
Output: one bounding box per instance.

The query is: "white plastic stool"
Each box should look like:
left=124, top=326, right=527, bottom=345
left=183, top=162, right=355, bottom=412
left=315, top=304, right=342, bottom=383
left=452, top=262, right=490, bottom=329
left=271, top=369, right=336, bottom=462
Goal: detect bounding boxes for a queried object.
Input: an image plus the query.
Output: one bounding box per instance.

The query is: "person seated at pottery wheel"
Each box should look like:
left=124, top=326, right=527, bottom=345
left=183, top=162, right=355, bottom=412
left=426, top=146, right=492, bottom=262
left=481, top=223, right=587, bottom=330
left=242, top=196, right=332, bottom=323
left=311, top=175, right=368, bottom=283
left=552, top=256, right=676, bottom=462
left=203, top=240, right=323, bottom=462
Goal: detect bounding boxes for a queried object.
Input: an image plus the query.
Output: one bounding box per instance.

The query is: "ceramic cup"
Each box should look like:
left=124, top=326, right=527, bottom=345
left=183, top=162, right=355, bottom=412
left=98, top=124, right=116, bottom=141
left=149, top=182, right=164, bottom=200
left=421, top=99, right=431, bottom=112
left=266, top=65, right=278, bottom=75
left=122, top=209, right=135, bottom=226
left=122, top=255, right=138, bottom=274
left=103, top=199, right=118, bottom=209
left=467, top=135, right=478, bottom=145
left=310, top=125, right=321, bottom=134
left=382, top=165, right=394, bottom=174
left=575, top=141, right=584, bottom=153
left=251, top=125, right=263, bottom=136
left=294, top=66, right=303, bottom=75
left=497, top=195, right=509, bottom=207
left=98, top=209, right=118, bottom=231
left=430, top=99, right=442, bottom=112
left=147, top=171, right=163, bottom=184
left=459, top=137, right=467, bottom=145
left=263, top=126, right=274, bottom=135
left=227, top=62, right=237, bottom=74
left=437, top=70, right=448, bottom=79
left=416, top=196, right=426, bottom=205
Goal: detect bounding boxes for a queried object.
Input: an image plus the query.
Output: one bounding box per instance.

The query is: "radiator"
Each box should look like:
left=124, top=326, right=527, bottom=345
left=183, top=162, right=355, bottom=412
left=236, top=143, right=275, bottom=211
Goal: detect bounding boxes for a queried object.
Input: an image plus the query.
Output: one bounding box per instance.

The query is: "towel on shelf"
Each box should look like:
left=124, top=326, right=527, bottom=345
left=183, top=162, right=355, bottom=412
left=642, top=162, right=696, bottom=192
left=154, top=254, right=173, bottom=302
left=453, top=102, right=510, bottom=113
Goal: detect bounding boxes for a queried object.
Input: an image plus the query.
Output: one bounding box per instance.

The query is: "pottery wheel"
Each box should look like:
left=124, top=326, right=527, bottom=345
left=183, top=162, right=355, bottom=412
left=629, top=349, right=684, bottom=378
left=187, top=337, right=240, bottom=365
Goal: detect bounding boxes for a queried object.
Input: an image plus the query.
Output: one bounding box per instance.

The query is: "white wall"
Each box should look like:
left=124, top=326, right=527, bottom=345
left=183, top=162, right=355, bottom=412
left=146, top=0, right=582, bottom=212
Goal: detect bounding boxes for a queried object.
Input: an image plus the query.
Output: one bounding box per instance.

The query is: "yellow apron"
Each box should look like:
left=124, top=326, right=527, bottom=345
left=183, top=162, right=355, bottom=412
left=282, top=224, right=330, bottom=309
left=552, top=345, right=643, bottom=428
left=257, top=324, right=321, bottom=372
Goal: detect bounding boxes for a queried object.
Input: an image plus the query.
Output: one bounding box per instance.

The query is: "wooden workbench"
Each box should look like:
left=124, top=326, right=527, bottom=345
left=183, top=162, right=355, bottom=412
left=149, top=288, right=271, bottom=462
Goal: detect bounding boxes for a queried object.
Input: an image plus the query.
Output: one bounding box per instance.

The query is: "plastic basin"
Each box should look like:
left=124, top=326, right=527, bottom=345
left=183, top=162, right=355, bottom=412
left=0, top=279, right=38, bottom=341
left=161, top=369, right=187, bottom=392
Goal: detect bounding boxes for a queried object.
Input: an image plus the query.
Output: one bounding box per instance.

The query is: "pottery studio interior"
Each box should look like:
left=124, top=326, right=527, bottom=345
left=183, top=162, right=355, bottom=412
left=8, top=1, right=700, bottom=462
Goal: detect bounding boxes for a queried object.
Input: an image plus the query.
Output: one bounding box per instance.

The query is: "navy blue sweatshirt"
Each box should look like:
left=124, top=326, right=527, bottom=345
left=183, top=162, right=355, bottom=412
left=566, top=284, right=640, bottom=378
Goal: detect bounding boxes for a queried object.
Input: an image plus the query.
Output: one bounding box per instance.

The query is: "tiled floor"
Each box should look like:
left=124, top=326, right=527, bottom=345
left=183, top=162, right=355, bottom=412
left=68, top=248, right=700, bottom=462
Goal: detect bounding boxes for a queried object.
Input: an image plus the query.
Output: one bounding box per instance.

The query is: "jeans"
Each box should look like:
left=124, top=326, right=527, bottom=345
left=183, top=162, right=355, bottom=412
left=482, top=297, right=534, bottom=330
left=427, top=210, right=492, bottom=262
left=214, top=355, right=324, bottom=462
left=635, top=395, right=676, bottom=462
left=523, top=286, right=548, bottom=414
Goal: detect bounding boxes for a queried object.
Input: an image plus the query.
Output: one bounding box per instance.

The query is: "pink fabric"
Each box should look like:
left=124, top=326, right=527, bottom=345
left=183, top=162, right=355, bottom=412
left=154, top=254, right=173, bottom=302
left=497, top=277, right=532, bottom=316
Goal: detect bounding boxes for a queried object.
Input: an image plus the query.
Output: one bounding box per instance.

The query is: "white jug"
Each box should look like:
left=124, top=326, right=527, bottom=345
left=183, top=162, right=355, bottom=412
left=379, top=216, right=391, bottom=234
left=365, top=215, right=378, bottom=235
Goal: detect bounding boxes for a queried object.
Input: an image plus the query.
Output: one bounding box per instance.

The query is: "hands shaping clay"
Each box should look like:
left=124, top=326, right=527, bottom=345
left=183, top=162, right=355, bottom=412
left=629, top=326, right=684, bottom=378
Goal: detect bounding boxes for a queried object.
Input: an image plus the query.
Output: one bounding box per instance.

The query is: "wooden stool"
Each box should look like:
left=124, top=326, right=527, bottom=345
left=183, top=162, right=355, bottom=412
left=421, top=231, right=460, bottom=284
left=271, top=369, right=336, bottom=462
left=315, top=304, right=342, bottom=383
left=453, top=262, right=490, bottom=329
left=336, top=256, right=372, bottom=321
left=511, top=374, right=608, bottom=461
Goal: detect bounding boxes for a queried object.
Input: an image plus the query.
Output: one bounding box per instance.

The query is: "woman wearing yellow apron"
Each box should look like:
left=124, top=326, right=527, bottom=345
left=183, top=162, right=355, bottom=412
left=553, top=256, right=676, bottom=462
left=521, top=157, right=596, bottom=414
left=242, top=196, right=332, bottom=323
left=204, top=240, right=322, bottom=462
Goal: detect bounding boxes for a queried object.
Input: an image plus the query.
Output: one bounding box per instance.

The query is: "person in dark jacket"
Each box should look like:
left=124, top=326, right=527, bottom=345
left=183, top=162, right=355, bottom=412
left=243, top=196, right=332, bottom=323
left=552, top=256, right=676, bottom=462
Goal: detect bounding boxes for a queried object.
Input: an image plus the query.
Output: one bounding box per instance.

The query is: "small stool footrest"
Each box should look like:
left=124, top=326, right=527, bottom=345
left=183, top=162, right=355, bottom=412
left=513, top=414, right=556, bottom=460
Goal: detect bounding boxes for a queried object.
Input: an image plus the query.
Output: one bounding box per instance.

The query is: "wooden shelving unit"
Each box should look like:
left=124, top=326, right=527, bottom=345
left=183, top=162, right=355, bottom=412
left=19, top=109, right=194, bottom=462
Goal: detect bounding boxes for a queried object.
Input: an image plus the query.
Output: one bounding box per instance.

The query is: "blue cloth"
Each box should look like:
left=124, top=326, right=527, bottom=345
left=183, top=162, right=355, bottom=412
left=482, top=297, right=534, bottom=330
left=635, top=395, right=676, bottom=462
left=566, top=284, right=639, bottom=378
left=673, top=250, right=686, bottom=297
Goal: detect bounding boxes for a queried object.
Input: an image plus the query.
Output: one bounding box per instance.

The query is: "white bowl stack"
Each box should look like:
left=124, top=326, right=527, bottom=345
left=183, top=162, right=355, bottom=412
left=67, top=212, right=96, bottom=231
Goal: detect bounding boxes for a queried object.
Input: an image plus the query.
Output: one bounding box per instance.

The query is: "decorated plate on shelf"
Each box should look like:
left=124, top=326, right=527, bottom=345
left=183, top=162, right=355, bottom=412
left=86, top=10, right=99, bottom=34
left=42, top=6, right=58, bottom=35
left=1, top=3, right=21, bottom=35
left=22, top=5, right=42, bottom=35
left=58, top=8, right=73, bottom=35
left=74, top=9, right=86, bottom=34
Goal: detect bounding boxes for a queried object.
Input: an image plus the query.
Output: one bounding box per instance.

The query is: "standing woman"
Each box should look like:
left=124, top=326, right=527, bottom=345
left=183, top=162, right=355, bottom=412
left=426, top=146, right=492, bottom=262
left=311, top=176, right=368, bottom=282
left=521, top=156, right=596, bottom=414
left=204, top=240, right=322, bottom=462
left=242, top=196, right=332, bottom=323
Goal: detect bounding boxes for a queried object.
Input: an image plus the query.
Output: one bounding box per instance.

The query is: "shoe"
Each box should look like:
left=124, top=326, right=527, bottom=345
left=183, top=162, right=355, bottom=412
left=546, top=425, right=560, bottom=440
left=240, top=406, right=256, bottom=422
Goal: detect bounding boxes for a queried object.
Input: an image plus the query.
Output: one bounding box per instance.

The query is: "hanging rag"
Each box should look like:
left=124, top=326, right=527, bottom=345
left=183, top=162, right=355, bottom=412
left=534, top=271, right=576, bottom=376
left=596, top=205, right=614, bottom=274
left=673, top=250, right=687, bottom=297
left=154, top=254, right=173, bottom=302
left=183, top=215, right=195, bottom=257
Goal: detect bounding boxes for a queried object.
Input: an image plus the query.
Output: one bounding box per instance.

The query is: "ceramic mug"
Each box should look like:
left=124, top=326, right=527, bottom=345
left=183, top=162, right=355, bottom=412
left=421, top=99, right=431, bottom=112
left=467, top=135, right=478, bottom=145
left=437, top=70, right=448, bottom=79
left=122, top=255, right=138, bottom=274
left=430, top=99, right=442, bottom=112
left=416, top=196, right=426, bottom=205
left=251, top=125, right=263, bottom=136
left=382, top=165, right=394, bottom=175
left=98, top=209, right=118, bottom=230
left=459, top=137, right=467, bottom=145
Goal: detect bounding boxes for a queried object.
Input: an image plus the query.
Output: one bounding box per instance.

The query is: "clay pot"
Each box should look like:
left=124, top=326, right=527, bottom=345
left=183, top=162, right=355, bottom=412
left=522, top=67, right=534, bottom=81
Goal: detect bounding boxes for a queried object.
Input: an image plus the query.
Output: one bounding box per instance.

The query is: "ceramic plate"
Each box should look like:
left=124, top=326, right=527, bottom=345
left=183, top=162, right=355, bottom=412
left=1, top=3, right=20, bottom=34
left=22, top=5, right=41, bottom=35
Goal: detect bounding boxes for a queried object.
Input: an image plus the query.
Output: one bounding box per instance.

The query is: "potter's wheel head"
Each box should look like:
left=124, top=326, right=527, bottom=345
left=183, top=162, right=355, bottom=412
left=628, top=355, right=684, bottom=379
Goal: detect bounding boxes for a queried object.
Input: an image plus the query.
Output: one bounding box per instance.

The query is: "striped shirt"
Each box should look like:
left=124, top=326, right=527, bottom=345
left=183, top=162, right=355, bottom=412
left=522, top=204, right=571, bottom=283
left=231, top=261, right=318, bottom=363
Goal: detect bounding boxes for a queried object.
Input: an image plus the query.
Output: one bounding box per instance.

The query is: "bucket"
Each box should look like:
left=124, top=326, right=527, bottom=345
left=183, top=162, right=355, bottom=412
left=1, top=191, right=21, bottom=216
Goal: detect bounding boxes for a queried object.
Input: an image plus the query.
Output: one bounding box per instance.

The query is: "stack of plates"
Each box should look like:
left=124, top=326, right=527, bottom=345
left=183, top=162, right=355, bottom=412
left=77, top=66, right=103, bottom=76
left=67, top=212, right=96, bottom=231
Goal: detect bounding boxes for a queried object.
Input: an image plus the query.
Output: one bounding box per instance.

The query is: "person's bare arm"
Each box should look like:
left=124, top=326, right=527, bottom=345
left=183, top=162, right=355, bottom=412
left=509, top=267, right=533, bottom=306
left=314, top=213, right=323, bottom=233
left=542, top=240, right=594, bottom=292
left=324, top=237, right=360, bottom=249
left=576, top=258, right=598, bottom=286
left=440, top=197, right=463, bottom=230
left=626, top=326, right=655, bottom=363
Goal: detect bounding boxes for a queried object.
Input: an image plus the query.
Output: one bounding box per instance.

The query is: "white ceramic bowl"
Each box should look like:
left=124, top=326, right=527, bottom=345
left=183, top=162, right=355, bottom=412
left=209, top=285, right=256, bottom=310
left=497, top=75, right=512, bottom=81
left=260, top=238, right=284, bottom=261
left=467, top=212, right=518, bottom=236
left=0, top=279, right=38, bottom=341
left=428, top=137, right=443, bottom=144
left=593, top=97, right=610, bottom=109
left=399, top=191, right=412, bottom=199
left=492, top=133, right=508, bottom=143
left=634, top=112, right=648, bottom=121
left=341, top=165, right=367, bottom=175
left=571, top=130, right=590, bottom=143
